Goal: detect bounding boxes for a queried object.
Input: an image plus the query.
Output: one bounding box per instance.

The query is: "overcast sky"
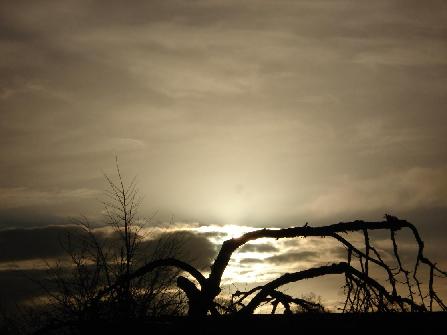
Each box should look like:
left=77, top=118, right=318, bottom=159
left=1, top=0, right=447, bottom=311
left=2, top=0, right=447, bottom=229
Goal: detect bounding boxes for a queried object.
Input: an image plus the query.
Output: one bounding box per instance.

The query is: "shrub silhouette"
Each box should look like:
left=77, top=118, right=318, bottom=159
left=33, top=159, right=192, bottom=333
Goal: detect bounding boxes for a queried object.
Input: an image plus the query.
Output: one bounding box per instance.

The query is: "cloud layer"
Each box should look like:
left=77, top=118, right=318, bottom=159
left=1, top=0, right=447, bottom=229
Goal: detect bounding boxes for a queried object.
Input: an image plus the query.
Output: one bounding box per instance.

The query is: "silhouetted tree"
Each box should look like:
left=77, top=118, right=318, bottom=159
left=28, top=161, right=446, bottom=333
left=33, top=158, right=190, bottom=333
left=102, top=215, right=446, bottom=316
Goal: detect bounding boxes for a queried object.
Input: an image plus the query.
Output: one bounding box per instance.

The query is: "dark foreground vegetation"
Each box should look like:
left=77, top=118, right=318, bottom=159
left=33, top=313, right=447, bottom=334
left=1, top=162, right=446, bottom=334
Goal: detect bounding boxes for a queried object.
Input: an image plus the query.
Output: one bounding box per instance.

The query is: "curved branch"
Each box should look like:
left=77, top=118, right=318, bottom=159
left=238, top=262, right=426, bottom=315
left=208, top=219, right=412, bottom=296
left=93, top=258, right=204, bottom=303
left=86, top=216, right=445, bottom=316
left=130, top=258, right=206, bottom=287
left=177, top=276, right=203, bottom=315
left=205, top=216, right=445, bottom=313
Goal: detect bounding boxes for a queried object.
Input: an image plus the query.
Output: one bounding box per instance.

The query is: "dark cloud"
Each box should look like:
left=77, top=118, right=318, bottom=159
left=0, top=226, right=216, bottom=310
left=266, top=251, right=319, bottom=264
left=0, top=225, right=216, bottom=272
left=239, top=243, right=278, bottom=253
left=0, top=208, right=71, bottom=229
left=138, top=230, right=216, bottom=270
left=0, top=225, right=85, bottom=262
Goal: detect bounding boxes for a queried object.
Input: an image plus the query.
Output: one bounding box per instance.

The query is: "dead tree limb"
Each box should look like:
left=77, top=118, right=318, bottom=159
left=92, top=258, right=205, bottom=307
left=237, top=262, right=426, bottom=314
left=90, top=215, right=446, bottom=316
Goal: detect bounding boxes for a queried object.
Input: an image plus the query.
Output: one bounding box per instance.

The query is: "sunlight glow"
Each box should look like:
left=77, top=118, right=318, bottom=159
left=194, top=224, right=256, bottom=239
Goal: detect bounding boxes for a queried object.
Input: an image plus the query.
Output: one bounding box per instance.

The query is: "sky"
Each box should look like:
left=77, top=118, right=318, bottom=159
left=1, top=0, right=447, bottom=311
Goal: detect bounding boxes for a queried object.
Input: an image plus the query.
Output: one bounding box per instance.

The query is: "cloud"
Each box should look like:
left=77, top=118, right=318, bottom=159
left=353, top=45, right=447, bottom=66
left=0, top=224, right=216, bottom=272
left=0, top=225, right=85, bottom=262
left=0, top=224, right=217, bottom=310
left=266, top=251, right=319, bottom=265
left=195, top=231, right=227, bottom=239
left=138, top=230, right=216, bottom=270
left=0, top=0, right=446, bottom=312
left=0, top=0, right=446, bottom=251
left=239, top=243, right=278, bottom=253
left=239, top=258, right=263, bottom=265
left=0, top=187, right=100, bottom=209
left=329, top=246, right=350, bottom=260
left=303, top=166, right=447, bottom=219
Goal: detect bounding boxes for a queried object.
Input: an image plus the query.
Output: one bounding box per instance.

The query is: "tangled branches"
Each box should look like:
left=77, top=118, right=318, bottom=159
left=107, top=214, right=446, bottom=316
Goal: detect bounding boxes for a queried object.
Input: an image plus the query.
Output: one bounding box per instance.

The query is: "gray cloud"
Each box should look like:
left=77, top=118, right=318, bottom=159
left=0, top=225, right=217, bottom=309
left=138, top=230, right=216, bottom=270
left=240, top=258, right=262, bottom=265
left=266, top=251, right=320, bottom=264
left=0, top=225, right=216, bottom=272
left=330, top=246, right=350, bottom=261
left=239, top=243, right=278, bottom=253
left=0, top=225, right=84, bottom=262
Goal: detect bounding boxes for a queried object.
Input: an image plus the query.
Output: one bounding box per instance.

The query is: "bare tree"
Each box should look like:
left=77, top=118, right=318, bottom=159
left=31, top=160, right=446, bottom=332
left=105, top=214, right=446, bottom=316
left=35, top=158, right=189, bottom=333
